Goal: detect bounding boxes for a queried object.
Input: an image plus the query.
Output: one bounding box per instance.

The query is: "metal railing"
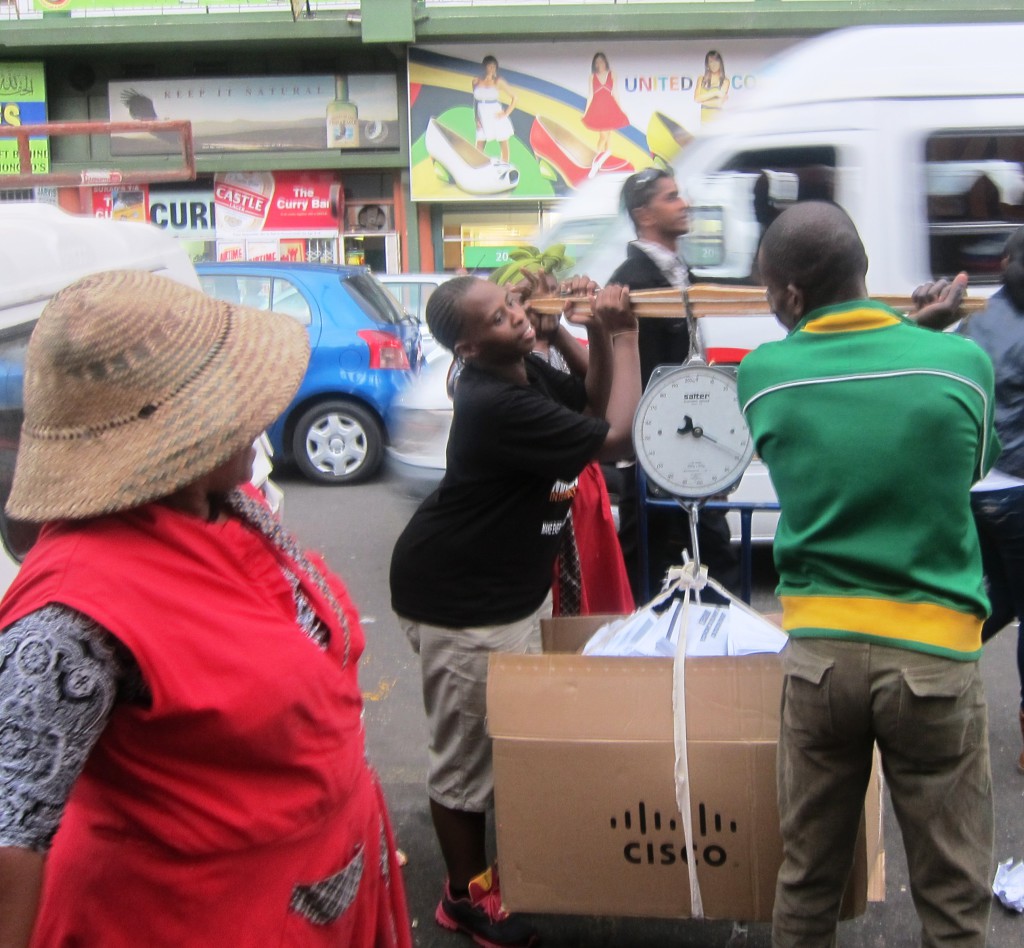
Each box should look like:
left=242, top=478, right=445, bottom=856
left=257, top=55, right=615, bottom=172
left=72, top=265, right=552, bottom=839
left=636, top=466, right=779, bottom=604
left=0, top=120, right=195, bottom=188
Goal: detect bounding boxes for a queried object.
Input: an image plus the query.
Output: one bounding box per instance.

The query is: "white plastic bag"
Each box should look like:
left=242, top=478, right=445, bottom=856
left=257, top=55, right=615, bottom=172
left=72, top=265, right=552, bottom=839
left=993, top=858, right=1024, bottom=912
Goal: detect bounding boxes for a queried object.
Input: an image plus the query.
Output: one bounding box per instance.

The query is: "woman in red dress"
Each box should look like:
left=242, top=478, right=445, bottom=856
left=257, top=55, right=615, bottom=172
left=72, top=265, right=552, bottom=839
left=0, top=271, right=411, bottom=948
left=581, top=52, right=630, bottom=160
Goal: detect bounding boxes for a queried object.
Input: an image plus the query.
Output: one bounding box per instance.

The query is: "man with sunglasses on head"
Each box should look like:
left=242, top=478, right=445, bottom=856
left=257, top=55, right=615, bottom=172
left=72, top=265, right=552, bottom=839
left=610, top=168, right=740, bottom=601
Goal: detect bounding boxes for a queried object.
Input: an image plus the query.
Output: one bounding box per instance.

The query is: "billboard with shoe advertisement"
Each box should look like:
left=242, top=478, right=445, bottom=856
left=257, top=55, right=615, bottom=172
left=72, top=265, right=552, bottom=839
left=408, top=39, right=797, bottom=202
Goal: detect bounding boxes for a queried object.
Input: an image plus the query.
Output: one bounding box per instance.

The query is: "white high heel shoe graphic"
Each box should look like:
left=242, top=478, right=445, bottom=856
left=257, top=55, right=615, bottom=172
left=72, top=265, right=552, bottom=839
left=425, top=117, right=519, bottom=195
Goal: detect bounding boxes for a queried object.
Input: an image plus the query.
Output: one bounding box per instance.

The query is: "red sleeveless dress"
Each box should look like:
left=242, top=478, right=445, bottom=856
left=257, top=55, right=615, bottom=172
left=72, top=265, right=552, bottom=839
left=582, top=72, right=629, bottom=131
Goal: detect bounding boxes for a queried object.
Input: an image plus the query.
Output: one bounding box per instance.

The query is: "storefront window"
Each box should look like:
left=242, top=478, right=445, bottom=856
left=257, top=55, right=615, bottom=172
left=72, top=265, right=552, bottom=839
left=440, top=208, right=541, bottom=273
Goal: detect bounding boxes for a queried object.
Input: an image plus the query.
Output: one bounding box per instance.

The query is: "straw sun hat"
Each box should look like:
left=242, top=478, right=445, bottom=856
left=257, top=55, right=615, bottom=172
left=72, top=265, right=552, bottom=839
left=6, top=269, right=309, bottom=522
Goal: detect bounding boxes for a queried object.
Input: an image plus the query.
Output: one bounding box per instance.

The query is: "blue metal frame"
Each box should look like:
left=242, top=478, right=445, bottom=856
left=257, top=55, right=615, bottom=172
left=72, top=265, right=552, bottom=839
left=635, top=466, right=779, bottom=605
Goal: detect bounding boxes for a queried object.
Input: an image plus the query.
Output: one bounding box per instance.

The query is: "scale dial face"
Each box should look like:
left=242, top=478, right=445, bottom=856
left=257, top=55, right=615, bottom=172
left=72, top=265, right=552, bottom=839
left=632, top=363, right=755, bottom=499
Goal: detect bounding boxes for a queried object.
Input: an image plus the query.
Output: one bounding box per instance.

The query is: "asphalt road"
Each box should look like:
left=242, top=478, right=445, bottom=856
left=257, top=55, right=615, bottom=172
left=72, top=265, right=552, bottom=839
left=277, top=469, right=1024, bottom=947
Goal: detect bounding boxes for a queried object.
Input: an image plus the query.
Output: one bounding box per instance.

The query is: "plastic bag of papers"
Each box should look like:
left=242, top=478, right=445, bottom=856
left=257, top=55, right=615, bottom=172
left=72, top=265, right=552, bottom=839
left=582, top=599, right=787, bottom=658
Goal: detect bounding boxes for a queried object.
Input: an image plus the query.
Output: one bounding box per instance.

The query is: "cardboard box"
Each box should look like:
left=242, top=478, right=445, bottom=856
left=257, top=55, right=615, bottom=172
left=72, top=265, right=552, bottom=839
left=488, top=614, right=884, bottom=922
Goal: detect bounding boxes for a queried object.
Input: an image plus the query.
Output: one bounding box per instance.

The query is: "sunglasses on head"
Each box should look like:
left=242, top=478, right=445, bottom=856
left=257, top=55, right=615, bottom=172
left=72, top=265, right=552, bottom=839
left=622, top=167, right=673, bottom=212
left=633, top=167, right=671, bottom=187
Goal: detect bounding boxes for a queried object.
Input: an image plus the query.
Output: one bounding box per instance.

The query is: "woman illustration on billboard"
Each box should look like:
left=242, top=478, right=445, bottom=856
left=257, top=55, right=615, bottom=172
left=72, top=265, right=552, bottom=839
left=473, top=55, right=517, bottom=163
left=694, top=49, right=730, bottom=124
left=581, top=52, right=630, bottom=160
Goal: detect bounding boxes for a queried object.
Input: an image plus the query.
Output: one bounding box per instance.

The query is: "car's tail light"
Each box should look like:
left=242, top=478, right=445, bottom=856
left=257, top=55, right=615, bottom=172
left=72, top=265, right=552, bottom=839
left=358, top=330, right=411, bottom=370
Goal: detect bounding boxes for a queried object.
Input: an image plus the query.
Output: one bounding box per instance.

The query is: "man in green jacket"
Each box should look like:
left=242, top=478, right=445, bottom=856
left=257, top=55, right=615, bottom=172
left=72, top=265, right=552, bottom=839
left=738, top=201, right=999, bottom=947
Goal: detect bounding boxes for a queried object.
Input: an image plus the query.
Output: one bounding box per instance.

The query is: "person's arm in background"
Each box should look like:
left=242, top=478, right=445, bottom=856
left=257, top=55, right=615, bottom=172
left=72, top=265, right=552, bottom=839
left=910, top=271, right=969, bottom=329
left=516, top=272, right=592, bottom=382
left=516, top=272, right=638, bottom=441
left=549, top=322, right=590, bottom=379
left=0, top=849, right=43, bottom=948
left=497, top=77, right=516, bottom=118
left=545, top=274, right=592, bottom=382
left=555, top=275, right=611, bottom=417
left=574, top=283, right=640, bottom=461
left=694, top=77, right=722, bottom=107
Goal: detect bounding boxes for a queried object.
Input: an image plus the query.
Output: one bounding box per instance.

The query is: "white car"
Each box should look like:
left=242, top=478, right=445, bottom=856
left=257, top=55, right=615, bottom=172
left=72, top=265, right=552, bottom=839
left=385, top=348, right=455, bottom=494
left=377, top=272, right=454, bottom=361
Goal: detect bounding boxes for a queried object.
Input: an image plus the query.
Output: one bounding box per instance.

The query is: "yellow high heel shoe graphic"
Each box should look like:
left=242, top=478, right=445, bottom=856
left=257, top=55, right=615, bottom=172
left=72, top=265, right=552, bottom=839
left=646, top=112, right=693, bottom=168
left=425, top=117, right=519, bottom=195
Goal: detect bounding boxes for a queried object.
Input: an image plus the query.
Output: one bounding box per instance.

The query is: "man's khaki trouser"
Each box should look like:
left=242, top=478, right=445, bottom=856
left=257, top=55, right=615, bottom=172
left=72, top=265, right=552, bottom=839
left=773, top=638, right=993, bottom=948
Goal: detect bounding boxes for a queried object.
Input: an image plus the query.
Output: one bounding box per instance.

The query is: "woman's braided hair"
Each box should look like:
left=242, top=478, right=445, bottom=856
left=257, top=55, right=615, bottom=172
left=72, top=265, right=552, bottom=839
left=425, top=276, right=479, bottom=353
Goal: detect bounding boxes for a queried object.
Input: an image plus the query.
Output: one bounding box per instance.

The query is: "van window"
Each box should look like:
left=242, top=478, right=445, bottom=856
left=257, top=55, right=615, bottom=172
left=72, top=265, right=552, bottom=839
left=685, top=146, right=837, bottom=284
left=925, top=131, right=1024, bottom=282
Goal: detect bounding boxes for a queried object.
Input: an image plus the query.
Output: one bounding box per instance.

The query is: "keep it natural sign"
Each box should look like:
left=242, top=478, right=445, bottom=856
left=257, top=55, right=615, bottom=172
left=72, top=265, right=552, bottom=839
left=0, top=63, right=49, bottom=177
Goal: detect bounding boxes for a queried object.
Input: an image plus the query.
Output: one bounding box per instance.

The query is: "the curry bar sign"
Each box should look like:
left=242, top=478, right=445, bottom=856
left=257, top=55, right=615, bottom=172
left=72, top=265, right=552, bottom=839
left=213, top=171, right=338, bottom=237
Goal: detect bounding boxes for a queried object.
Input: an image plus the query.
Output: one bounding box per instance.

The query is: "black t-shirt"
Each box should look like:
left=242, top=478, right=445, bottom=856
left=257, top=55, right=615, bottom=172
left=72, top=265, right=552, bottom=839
left=390, top=356, right=609, bottom=627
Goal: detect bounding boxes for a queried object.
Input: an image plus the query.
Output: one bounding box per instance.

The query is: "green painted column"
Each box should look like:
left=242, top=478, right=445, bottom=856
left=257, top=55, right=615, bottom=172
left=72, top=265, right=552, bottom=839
left=360, top=0, right=416, bottom=44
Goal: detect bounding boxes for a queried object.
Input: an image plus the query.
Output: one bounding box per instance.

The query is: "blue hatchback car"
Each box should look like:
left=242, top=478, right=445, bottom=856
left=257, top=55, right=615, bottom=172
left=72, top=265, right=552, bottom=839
left=197, top=262, right=418, bottom=485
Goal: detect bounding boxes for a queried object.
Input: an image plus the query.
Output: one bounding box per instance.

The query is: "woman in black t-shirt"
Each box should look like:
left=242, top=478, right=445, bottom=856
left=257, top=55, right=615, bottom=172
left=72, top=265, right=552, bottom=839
left=389, top=275, right=639, bottom=948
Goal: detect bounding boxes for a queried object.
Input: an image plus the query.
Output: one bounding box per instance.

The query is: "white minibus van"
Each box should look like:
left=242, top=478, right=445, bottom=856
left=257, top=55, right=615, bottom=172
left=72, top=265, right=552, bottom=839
left=541, top=21, right=1024, bottom=551
left=554, top=21, right=1024, bottom=362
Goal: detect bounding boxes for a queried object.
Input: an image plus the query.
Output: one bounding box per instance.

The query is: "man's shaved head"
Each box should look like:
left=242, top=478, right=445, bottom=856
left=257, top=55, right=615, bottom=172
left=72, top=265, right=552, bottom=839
left=758, top=202, right=868, bottom=315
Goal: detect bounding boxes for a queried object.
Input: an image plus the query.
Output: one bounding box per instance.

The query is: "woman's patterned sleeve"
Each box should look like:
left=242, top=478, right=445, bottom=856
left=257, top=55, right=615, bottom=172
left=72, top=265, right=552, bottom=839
left=0, top=605, right=132, bottom=852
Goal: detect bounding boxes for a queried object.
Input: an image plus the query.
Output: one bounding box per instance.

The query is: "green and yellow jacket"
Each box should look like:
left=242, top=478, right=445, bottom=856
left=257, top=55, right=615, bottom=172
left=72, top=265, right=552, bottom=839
left=737, top=300, right=1000, bottom=660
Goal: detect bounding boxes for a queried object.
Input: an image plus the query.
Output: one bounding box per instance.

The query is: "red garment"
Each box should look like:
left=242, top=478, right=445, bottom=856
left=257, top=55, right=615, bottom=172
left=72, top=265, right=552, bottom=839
left=582, top=72, right=629, bottom=131
left=553, top=461, right=635, bottom=616
left=1, top=492, right=411, bottom=948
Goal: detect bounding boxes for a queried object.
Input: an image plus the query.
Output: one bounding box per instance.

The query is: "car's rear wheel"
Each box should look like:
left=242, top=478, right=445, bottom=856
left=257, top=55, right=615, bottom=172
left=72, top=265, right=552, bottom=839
left=291, top=400, right=384, bottom=485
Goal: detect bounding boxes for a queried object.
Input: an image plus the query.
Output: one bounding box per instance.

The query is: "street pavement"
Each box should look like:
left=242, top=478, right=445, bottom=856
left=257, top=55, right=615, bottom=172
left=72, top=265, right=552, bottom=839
left=279, top=470, right=1024, bottom=947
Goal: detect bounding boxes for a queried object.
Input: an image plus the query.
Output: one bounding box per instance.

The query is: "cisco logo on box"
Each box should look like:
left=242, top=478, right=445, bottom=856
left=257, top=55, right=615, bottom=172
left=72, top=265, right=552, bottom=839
left=609, top=799, right=738, bottom=868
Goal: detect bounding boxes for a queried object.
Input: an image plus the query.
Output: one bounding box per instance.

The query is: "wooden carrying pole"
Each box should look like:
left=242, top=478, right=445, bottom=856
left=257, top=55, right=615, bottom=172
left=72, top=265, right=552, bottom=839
left=527, top=284, right=985, bottom=320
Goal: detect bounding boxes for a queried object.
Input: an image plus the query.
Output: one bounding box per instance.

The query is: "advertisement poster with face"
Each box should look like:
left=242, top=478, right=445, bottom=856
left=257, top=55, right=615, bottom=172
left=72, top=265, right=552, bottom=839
left=408, top=39, right=797, bottom=202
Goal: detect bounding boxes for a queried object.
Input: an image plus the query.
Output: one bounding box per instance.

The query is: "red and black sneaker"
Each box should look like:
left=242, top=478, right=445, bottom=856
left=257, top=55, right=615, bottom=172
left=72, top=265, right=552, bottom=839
left=435, top=865, right=539, bottom=948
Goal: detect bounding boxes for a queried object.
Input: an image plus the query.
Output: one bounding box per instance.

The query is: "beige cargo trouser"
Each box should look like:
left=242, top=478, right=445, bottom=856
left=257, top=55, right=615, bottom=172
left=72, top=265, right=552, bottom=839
left=773, top=637, right=993, bottom=948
